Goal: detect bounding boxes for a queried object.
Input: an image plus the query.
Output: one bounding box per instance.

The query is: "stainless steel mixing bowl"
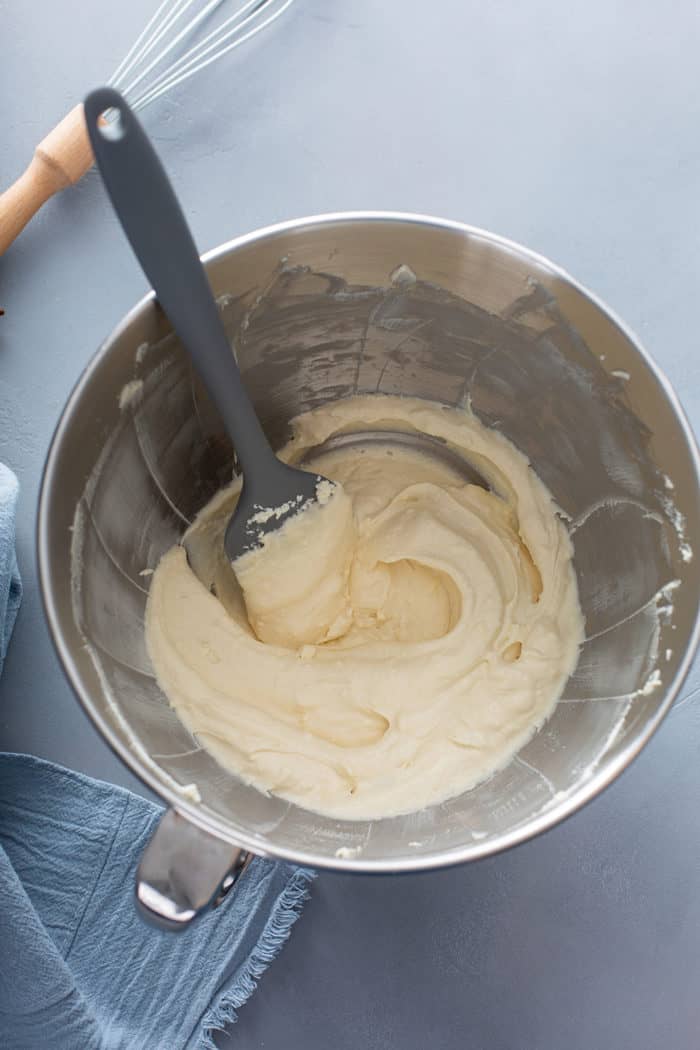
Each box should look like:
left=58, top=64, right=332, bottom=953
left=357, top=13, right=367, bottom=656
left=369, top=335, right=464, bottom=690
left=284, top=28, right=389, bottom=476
left=38, top=213, right=700, bottom=927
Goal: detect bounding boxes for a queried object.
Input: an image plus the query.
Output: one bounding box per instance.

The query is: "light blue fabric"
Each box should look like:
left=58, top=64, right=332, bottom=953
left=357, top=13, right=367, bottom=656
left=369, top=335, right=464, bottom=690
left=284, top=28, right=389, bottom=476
left=0, top=467, right=314, bottom=1049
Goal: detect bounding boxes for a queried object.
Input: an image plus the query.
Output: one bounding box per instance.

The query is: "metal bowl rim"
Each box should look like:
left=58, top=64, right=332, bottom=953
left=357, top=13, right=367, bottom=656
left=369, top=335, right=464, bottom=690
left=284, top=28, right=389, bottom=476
left=36, top=210, right=700, bottom=873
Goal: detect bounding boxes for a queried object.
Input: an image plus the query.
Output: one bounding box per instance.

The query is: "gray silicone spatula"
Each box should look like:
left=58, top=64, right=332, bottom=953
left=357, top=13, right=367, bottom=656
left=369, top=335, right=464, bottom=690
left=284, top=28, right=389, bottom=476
left=84, top=86, right=328, bottom=562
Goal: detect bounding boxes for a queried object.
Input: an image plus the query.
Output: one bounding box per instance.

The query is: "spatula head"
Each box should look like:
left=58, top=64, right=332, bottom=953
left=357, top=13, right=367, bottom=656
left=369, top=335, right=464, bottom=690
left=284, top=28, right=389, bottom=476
left=224, top=459, right=330, bottom=564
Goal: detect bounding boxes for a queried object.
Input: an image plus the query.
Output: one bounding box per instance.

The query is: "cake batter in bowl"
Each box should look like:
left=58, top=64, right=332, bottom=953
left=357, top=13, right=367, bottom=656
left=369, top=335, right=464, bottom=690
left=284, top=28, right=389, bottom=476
left=38, top=214, right=700, bottom=926
left=147, top=395, right=584, bottom=822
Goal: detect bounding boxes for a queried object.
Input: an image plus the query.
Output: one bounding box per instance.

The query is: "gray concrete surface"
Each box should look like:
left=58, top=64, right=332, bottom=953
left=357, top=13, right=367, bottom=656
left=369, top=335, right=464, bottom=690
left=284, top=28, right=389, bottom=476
left=2, top=2, right=700, bottom=1047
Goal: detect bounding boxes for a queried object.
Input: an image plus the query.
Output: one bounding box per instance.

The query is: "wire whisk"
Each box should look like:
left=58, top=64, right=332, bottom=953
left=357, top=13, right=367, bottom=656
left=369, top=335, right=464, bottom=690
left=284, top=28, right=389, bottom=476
left=0, top=0, right=295, bottom=254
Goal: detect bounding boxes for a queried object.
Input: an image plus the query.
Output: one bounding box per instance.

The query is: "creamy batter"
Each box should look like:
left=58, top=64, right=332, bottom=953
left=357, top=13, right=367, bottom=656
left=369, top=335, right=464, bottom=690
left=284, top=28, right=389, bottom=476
left=146, top=395, right=583, bottom=820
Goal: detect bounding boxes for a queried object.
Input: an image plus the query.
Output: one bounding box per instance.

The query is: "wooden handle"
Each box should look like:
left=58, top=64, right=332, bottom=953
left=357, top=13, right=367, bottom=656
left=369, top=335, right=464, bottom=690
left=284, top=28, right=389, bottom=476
left=0, top=104, right=94, bottom=254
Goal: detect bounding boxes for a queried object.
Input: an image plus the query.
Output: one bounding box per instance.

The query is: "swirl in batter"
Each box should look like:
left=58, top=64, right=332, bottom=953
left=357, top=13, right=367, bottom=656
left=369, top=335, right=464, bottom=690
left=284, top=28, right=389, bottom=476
left=146, top=396, right=583, bottom=820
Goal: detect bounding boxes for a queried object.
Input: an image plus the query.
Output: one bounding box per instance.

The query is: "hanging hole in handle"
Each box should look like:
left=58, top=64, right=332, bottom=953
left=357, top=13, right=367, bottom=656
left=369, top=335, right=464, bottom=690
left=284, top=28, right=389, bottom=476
left=97, top=106, right=125, bottom=141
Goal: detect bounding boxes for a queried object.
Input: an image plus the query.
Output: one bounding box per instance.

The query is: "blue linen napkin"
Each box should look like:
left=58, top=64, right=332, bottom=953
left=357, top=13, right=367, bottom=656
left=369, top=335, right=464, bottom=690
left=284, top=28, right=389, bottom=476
left=0, top=466, right=315, bottom=1049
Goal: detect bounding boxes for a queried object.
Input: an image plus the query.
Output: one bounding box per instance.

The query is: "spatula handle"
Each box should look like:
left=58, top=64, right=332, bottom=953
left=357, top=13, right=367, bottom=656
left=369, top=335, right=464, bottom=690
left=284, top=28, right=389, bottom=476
left=84, top=86, right=275, bottom=478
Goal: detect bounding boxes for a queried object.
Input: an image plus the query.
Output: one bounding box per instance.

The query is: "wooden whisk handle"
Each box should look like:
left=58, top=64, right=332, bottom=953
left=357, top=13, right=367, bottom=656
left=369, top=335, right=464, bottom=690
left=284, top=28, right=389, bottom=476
left=0, top=104, right=94, bottom=254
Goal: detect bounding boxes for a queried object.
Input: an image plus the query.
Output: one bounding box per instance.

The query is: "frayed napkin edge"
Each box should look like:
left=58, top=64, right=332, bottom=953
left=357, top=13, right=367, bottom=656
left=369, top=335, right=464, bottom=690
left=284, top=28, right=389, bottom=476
left=199, top=865, right=316, bottom=1048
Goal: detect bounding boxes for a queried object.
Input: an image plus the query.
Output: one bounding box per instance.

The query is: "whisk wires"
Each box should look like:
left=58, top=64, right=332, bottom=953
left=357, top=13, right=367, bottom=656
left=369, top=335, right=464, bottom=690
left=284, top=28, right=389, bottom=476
left=108, top=0, right=295, bottom=112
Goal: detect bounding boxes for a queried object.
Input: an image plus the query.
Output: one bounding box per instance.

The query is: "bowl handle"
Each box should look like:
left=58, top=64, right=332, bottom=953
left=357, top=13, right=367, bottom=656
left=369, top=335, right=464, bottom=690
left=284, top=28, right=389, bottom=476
left=135, top=808, right=252, bottom=930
